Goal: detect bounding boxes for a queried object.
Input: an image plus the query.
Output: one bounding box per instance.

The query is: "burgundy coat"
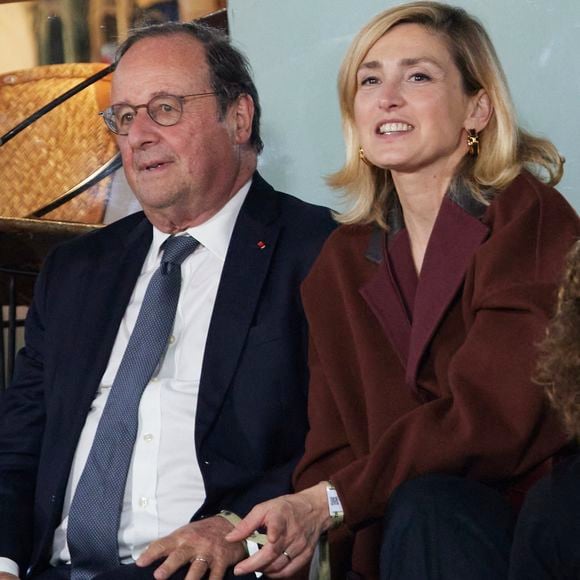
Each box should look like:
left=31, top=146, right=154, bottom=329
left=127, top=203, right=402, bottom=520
left=294, top=173, right=580, bottom=579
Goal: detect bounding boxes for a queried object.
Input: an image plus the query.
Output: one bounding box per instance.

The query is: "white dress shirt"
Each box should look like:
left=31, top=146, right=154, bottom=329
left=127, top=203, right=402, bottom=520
left=0, top=181, right=250, bottom=577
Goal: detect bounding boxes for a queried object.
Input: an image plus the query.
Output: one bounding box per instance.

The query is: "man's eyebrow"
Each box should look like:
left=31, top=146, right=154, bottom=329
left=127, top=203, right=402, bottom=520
left=111, top=90, right=181, bottom=106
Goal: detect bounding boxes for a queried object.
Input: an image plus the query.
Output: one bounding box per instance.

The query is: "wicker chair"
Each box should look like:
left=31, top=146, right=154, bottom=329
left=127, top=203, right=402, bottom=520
left=0, top=62, right=119, bottom=388
left=0, top=62, right=118, bottom=223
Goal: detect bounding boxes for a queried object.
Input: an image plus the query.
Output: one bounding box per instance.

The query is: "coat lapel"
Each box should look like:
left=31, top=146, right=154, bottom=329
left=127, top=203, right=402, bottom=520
left=406, top=196, right=489, bottom=389
left=359, top=187, right=491, bottom=392
left=359, top=227, right=411, bottom=366
left=196, top=174, right=280, bottom=446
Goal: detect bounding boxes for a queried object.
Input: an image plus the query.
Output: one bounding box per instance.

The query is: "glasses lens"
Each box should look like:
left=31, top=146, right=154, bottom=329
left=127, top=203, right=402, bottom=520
left=109, top=103, right=138, bottom=135
left=149, top=95, right=183, bottom=127
left=100, top=108, right=119, bottom=134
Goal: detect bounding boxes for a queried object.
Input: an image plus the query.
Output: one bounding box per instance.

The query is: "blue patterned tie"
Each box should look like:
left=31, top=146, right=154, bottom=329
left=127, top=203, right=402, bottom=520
left=67, top=235, right=199, bottom=580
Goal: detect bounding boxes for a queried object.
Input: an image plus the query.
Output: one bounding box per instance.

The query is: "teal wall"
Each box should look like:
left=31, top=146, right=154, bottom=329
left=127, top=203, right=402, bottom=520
left=229, top=0, right=580, bottom=212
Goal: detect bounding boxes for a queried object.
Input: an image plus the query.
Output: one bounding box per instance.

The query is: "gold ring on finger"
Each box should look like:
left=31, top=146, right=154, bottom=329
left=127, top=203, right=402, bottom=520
left=194, top=556, right=209, bottom=564
left=282, top=550, right=293, bottom=562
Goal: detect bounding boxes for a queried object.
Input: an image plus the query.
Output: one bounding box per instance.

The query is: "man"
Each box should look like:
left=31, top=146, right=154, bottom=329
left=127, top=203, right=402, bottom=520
left=0, top=22, right=335, bottom=580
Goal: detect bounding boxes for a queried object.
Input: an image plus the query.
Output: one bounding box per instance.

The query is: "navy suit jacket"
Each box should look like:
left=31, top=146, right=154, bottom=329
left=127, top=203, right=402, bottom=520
left=0, top=172, right=335, bottom=575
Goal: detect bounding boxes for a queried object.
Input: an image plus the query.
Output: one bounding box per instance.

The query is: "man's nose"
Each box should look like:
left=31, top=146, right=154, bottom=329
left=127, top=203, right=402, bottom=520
left=125, top=108, right=161, bottom=148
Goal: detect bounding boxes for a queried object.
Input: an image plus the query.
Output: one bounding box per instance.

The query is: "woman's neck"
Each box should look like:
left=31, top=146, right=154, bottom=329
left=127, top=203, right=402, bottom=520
left=392, top=170, right=451, bottom=274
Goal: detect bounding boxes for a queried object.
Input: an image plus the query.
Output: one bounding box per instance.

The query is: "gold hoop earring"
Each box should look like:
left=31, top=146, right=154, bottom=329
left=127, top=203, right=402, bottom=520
left=359, top=147, right=372, bottom=167
left=467, top=129, right=479, bottom=157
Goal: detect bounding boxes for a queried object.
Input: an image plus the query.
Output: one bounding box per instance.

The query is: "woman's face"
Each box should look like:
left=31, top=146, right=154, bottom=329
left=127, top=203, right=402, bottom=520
left=353, top=23, right=483, bottom=180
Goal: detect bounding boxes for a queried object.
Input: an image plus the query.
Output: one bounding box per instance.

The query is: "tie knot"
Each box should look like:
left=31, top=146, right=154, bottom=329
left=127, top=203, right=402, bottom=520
left=161, top=235, right=199, bottom=266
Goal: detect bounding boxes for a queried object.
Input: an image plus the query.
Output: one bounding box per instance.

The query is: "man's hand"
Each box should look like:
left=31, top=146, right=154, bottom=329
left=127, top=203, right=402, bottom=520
left=0, top=574, right=19, bottom=580
left=136, top=516, right=247, bottom=580
left=226, top=482, right=331, bottom=578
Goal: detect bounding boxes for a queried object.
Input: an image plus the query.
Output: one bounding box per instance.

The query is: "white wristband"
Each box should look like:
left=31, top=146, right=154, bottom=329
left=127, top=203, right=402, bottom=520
left=326, top=483, right=344, bottom=527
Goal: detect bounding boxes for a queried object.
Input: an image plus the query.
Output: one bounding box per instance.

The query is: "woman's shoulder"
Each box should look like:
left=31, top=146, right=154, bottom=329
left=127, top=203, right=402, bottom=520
left=472, top=172, right=579, bottom=293
left=485, top=172, right=577, bottom=228
left=481, top=172, right=578, bottom=260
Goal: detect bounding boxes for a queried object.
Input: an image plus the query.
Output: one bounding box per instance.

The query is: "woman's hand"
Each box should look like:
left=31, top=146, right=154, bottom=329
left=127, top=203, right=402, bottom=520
left=226, top=481, right=333, bottom=578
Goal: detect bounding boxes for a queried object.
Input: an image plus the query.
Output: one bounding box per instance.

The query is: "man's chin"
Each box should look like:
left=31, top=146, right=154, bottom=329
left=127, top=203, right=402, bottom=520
left=133, top=189, right=182, bottom=212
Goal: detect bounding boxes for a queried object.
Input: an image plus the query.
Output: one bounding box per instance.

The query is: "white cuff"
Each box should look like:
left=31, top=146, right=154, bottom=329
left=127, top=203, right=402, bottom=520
left=0, top=557, right=19, bottom=577
left=246, top=540, right=262, bottom=578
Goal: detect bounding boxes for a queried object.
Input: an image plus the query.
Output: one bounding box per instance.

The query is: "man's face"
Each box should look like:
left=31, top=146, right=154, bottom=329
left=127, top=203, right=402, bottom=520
left=111, top=34, right=250, bottom=230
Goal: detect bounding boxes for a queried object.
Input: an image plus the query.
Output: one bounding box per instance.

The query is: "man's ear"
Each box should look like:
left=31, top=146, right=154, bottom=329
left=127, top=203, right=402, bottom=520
left=465, top=89, right=493, bottom=133
left=229, top=93, right=254, bottom=145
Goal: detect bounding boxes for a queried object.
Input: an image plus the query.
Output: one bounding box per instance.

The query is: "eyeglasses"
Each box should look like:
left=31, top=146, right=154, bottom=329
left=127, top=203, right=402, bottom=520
left=99, top=92, right=216, bottom=135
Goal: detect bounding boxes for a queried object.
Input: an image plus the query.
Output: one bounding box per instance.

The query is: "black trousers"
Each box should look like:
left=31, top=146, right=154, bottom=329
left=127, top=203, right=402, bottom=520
left=32, top=561, right=252, bottom=580
left=509, top=453, right=580, bottom=580
left=379, top=474, right=516, bottom=580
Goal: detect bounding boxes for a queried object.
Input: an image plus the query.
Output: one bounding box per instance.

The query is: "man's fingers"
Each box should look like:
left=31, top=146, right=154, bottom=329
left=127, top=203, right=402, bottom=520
left=207, top=561, right=228, bottom=580
left=137, top=541, right=171, bottom=567
left=183, top=557, right=212, bottom=580
left=138, top=518, right=247, bottom=579
left=152, top=547, right=192, bottom=580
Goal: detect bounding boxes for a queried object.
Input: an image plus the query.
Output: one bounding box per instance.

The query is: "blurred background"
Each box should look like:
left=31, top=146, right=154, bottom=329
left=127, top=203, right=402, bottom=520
left=0, top=0, right=225, bottom=72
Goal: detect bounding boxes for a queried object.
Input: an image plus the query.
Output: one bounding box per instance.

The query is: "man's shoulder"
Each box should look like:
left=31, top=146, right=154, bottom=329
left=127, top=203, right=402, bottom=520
left=274, top=189, right=335, bottom=224
left=52, top=211, right=148, bottom=257
left=86, top=210, right=148, bottom=241
left=246, top=172, right=336, bottom=235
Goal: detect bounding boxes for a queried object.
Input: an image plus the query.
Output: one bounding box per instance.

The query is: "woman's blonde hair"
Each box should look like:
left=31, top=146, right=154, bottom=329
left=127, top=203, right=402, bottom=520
left=536, top=240, right=580, bottom=443
left=329, top=1, right=563, bottom=228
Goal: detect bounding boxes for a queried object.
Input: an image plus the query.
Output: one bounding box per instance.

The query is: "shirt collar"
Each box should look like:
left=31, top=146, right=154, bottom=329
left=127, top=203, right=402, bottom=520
left=148, top=178, right=252, bottom=267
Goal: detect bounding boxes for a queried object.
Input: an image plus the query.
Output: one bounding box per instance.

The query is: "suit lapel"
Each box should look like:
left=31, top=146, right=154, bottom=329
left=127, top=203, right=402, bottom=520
left=196, top=174, right=280, bottom=446
left=405, top=196, right=489, bottom=389
left=57, top=215, right=152, bottom=431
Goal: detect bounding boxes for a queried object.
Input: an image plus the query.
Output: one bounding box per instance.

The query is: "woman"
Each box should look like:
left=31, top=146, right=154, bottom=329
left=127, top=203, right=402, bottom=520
left=227, top=2, right=580, bottom=579
left=509, top=240, right=580, bottom=579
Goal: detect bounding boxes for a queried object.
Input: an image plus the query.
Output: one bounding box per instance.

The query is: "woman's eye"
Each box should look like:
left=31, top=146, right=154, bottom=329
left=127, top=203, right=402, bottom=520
left=360, top=76, right=380, bottom=86
left=409, top=72, right=431, bottom=82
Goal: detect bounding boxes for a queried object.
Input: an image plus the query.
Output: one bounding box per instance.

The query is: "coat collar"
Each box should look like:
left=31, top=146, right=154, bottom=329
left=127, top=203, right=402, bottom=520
left=360, top=183, right=490, bottom=392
